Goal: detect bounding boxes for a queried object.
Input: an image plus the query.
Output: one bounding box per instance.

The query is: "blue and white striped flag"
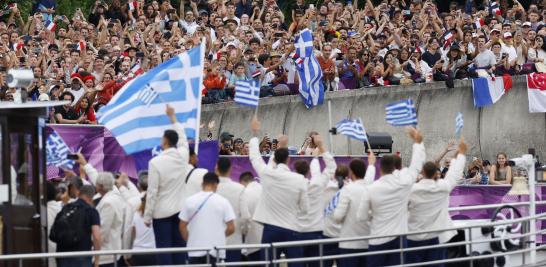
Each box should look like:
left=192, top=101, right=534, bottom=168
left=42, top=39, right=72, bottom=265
left=98, top=43, right=204, bottom=154
left=46, top=131, right=74, bottom=169
left=385, top=99, right=418, bottom=126
left=455, top=112, right=464, bottom=136
left=336, top=118, right=368, bottom=142
left=324, top=191, right=341, bottom=216
left=295, top=28, right=324, bottom=109
left=234, top=80, right=260, bottom=107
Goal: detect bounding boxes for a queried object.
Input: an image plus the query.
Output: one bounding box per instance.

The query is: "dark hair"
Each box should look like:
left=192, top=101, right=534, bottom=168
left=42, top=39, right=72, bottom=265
left=60, top=91, right=75, bottom=102
left=79, top=185, right=96, bottom=199
left=422, top=161, right=438, bottom=180
left=46, top=181, right=57, bottom=202
left=335, top=165, right=349, bottom=178
left=258, top=53, right=269, bottom=65
left=163, top=129, right=178, bottom=147
left=249, top=38, right=261, bottom=45
left=138, top=170, right=148, bottom=191
left=79, top=96, right=92, bottom=114
left=274, top=148, right=289, bottom=164
left=394, top=155, right=402, bottom=170
left=349, top=159, right=367, bottom=179
left=239, top=171, right=254, bottom=183
left=217, top=157, right=231, bottom=174
left=294, top=160, right=310, bottom=176
left=189, top=147, right=196, bottom=157
left=203, top=172, right=220, bottom=185
left=380, top=155, right=396, bottom=174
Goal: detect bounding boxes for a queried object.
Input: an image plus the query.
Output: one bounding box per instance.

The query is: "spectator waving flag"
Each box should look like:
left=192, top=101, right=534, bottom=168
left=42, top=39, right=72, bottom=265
left=526, top=73, right=546, bottom=112
left=385, top=99, right=418, bottom=126
left=46, top=131, right=74, bottom=169
left=472, top=75, right=512, bottom=107
left=98, top=42, right=205, bottom=154
left=128, top=1, right=138, bottom=11
left=455, top=112, right=464, bottom=136
left=336, top=118, right=368, bottom=142
left=234, top=80, right=260, bottom=107
left=489, top=1, right=502, bottom=16
left=45, top=20, right=56, bottom=32
left=295, top=28, right=324, bottom=109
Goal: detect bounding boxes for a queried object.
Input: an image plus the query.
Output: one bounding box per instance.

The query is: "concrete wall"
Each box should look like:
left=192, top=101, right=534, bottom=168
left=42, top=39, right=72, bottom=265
left=201, top=75, right=546, bottom=164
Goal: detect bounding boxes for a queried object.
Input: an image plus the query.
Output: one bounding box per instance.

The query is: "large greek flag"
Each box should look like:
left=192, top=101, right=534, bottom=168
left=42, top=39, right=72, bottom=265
left=98, top=43, right=204, bottom=154
left=46, top=131, right=74, bottom=169
left=295, top=28, right=324, bottom=109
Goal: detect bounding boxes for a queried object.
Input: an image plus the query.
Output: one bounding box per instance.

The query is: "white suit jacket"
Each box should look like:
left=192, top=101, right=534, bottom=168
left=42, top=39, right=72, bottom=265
left=241, top=181, right=263, bottom=255
left=357, top=143, right=426, bottom=245
left=249, top=137, right=309, bottom=231
left=96, top=190, right=124, bottom=265
left=144, top=122, right=189, bottom=222
left=217, top=177, right=250, bottom=246
left=408, top=154, right=466, bottom=242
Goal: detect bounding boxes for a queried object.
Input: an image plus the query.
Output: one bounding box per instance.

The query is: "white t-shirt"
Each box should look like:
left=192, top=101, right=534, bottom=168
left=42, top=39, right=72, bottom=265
left=179, top=192, right=236, bottom=259
left=474, top=49, right=497, bottom=68
left=501, top=44, right=517, bottom=63
left=131, top=211, right=156, bottom=250
left=67, top=87, right=85, bottom=106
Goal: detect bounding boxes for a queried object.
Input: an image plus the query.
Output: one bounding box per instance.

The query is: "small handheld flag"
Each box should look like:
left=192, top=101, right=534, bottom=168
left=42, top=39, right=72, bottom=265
left=234, top=80, right=260, bottom=107
left=77, top=40, right=86, bottom=51
left=45, top=20, right=56, bottom=32
left=336, top=118, right=368, bottom=142
left=128, top=1, right=138, bottom=11
left=455, top=112, right=464, bottom=136
left=385, top=99, right=418, bottom=126
left=46, top=131, right=74, bottom=170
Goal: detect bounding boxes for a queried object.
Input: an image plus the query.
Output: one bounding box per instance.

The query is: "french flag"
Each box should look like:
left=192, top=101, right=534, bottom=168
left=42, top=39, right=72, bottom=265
left=490, top=1, right=502, bottom=16
left=472, top=75, right=513, bottom=108
left=128, top=1, right=138, bottom=11
left=45, top=20, right=56, bottom=32
left=12, top=42, right=23, bottom=51
left=252, top=69, right=261, bottom=78
left=131, top=64, right=143, bottom=76
left=526, top=73, right=546, bottom=112
left=442, top=31, right=454, bottom=49
left=474, top=18, right=485, bottom=29
left=77, top=40, right=86, bottom=51
left=291, top=53, right=304, bottom=65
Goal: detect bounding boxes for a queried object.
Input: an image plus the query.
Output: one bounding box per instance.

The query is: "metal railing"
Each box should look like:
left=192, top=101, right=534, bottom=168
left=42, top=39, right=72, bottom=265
left=2, top=201, right=546, bottom=266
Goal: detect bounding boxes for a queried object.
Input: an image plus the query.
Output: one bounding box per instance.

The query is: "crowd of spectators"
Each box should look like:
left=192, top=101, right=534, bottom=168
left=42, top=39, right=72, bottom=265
left=1, top=0, right=546, bottom=122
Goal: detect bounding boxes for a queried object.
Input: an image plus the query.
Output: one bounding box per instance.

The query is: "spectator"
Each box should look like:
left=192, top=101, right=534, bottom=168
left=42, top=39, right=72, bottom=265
left=55, top=92, right=85, bottom=124
left=74, top=96, right=97, bottom=125
left=239, top=171, right=263, bottom=262
left=178, top=172, right=236, bottom=265
left=489, top=152, right=513, bottom=185
left=144, top=105, right=190, bottom=265
left=52, top=184, right=101, bottom=267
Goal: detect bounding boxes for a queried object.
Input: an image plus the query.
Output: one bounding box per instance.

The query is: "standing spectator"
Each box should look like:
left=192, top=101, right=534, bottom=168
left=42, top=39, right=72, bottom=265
left=318, top=43, right=338, bottom=91
left=357, top=127, right=425, bottom=267
left=249, top=115, right=309, bottom=266
left=95, top=172, right=124, bottom=267
left=52, top=185, right=101, bottom=267
left=239, top=172, right=263, bottom=262
left=144, top=105, right=190, bottom=265
left=472, top=36, right=497, bottom=77
left=333, top=154, right=376, bottom=267
left=489, top=152, right=513, bottom=185
left=338, top=47, right=360, bottom=89
left=215, top=157, right=249, bottom=262
left=178, top=172, right=236, bottom=265
left=407, top=138, right=467, bottom=266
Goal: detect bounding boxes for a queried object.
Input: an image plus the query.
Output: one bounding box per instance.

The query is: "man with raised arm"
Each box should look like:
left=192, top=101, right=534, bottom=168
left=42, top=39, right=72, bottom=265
left=357, top=127, right=426, bottom=267
left=406, top=138, right=467, bottom=265
left=248, top=115, right=309, bottom=266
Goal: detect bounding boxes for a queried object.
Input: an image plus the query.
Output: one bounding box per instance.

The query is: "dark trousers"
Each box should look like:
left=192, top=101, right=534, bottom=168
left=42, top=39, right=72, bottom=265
left=261, top=224, right=304, bottom=267
left=367, top=236, right=407, bottom=267
left=245, top=250, right=261, bottom=262
left=152, top=213, right=187, bottom=265
left=406, top=238, right=445, bottom=267
left=299, top=231, right=323, bottom=267
left=57, top=257, right=92, bottom=267
left=226, top=249, right=242, bottom=262
left=189, top=256, right=217, bottom=266
left=322, top=235, right=340, bottom=267
left=338, top=248, right=367, bottom=267
left=130, top=254, right=157, bottom=266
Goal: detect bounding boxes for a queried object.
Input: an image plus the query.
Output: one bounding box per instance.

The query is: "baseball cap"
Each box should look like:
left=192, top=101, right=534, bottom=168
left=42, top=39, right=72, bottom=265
left=219, top=132, right=234, bottom=141
left=504, top=32, right=512, bottom=38
left=490, top=28, right=501, bottom=34
left=523, top=22, right=532, bottom=27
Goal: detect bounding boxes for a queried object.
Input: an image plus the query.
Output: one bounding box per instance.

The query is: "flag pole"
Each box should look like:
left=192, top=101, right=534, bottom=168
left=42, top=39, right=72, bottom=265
left=327, top=100, right=335, bottom=154
left=194, top=38, right=207, bottom=155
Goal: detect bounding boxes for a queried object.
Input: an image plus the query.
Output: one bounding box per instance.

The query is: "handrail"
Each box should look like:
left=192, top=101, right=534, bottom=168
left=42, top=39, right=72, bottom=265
left=448, top=200, right=546, bottom=212
left=1, top=211, right=545, bottom=261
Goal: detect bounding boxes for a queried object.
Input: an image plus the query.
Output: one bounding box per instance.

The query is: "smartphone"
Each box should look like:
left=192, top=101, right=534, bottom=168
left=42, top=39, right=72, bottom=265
left=67, top=154, right=78, bottom=160
left=136, top=51, right=145, bottom=58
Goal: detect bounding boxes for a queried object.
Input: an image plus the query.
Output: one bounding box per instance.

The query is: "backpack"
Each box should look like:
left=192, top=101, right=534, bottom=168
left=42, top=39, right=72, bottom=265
left=49, top=201, right=87, bottom=247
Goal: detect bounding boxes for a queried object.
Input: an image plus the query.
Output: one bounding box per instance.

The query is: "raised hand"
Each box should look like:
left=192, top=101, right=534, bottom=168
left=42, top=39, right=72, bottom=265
left=251, top=114, right=261, bottom=136
left=457, top=137, right=468, bottom=155
left=405, top=126, right=423, bottom=144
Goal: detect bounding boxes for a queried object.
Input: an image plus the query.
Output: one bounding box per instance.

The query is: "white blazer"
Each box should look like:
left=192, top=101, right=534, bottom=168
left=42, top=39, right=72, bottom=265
left=298, top=152, right=337, bottom=233
left=408, top=154, right=466, bottom=242
left=217, top=177, right=250, bottom=246
left=144, top=122, right=190, bottom=222
left=241, top=181, right=263, bottom=255
left=357, top=143, right=426, bottom=246
left=96, top=190, right=125, bottom=265
left=333, top=166, right=376, bottom=249
left=249, top=137, right=309, bottom=231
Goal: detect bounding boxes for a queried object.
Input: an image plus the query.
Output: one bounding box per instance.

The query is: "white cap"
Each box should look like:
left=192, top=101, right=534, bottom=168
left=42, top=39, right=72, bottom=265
left=523, top=22, right=532, bottom=27
left=38, top=93, right=50, bottom=101
left=504, top=32, right=512, bottom=38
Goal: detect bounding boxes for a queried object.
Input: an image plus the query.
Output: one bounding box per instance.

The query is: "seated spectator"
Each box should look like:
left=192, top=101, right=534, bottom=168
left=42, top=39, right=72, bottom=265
left=74, top=96, right=97, bottom=125
left=55, top=92, right=85, bottom=124
left=489, top=153, right=513, bottom=185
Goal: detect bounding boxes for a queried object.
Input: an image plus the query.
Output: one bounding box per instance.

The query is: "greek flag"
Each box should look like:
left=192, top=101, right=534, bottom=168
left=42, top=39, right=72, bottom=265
left=455, top=112, right=464, bottom=136
left=234, top=80, right=260, bottom=107
left=46, top=131, right=74, bottom=169
left=385, top=99, right=418, bottom=126
left=295, top=28, right=324, bottom=109
left=324, top=191, right=341, bottom=216
left=98, top=43, right=204, bottom=154
left=336, top=118, right=368, bottom=142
